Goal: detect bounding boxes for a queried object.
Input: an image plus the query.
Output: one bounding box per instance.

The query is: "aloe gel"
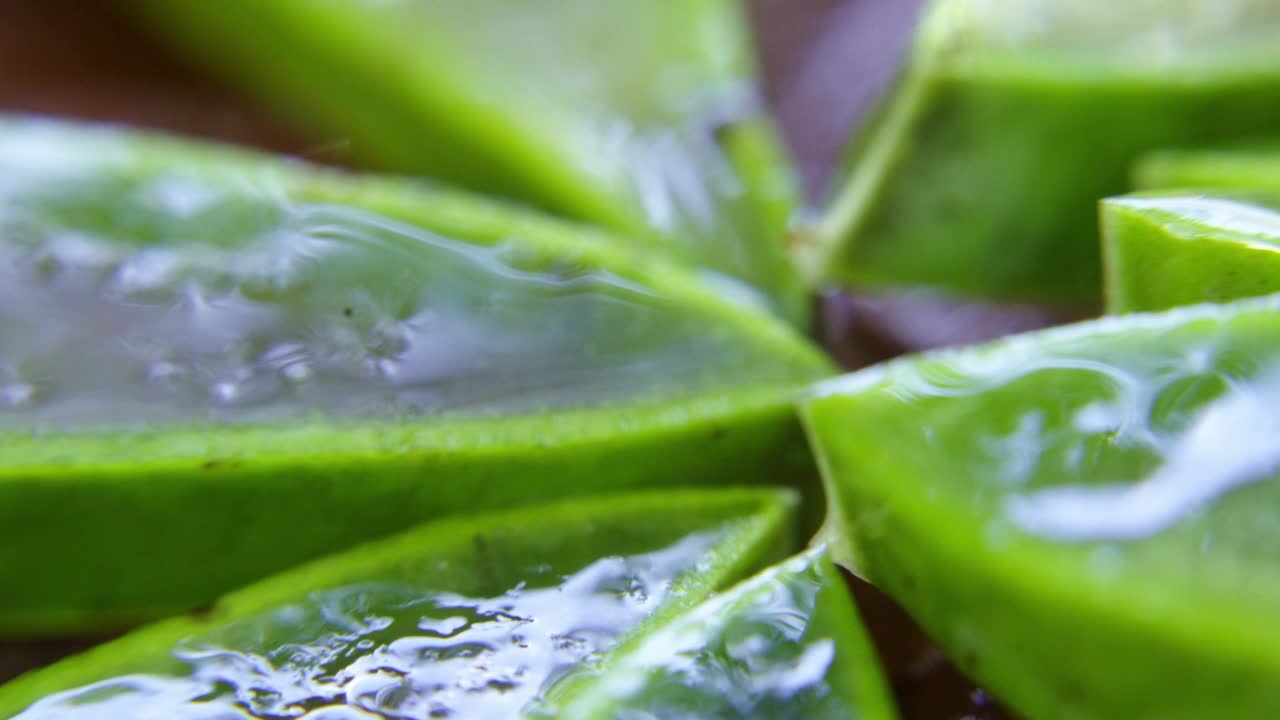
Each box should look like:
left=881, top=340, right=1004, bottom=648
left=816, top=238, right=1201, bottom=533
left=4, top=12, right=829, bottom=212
left=0, top=117, right=832, bottom=636
left=554, top=547, right=898, bottom=720
left=810, top=0, right=1280, bottom=301
left=0, top=489, right=798, bottom=718
left=132, top=0, right=805, bottom=321
left=803, top=295, right=1280, bottom=719
left=1136, top=146, right=1280, bottom=191
left=1103, top=193, right=1280, bottom=313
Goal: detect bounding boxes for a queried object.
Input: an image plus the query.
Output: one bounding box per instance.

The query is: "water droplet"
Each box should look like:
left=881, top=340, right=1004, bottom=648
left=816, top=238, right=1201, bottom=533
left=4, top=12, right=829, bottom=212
left=17, top=531, right=723, bottom=718
left=0, top=382, right=40, bottom=409
left=281, top=363, right=313, bottom=384
left=107, top=250, right=184, bottom=304
left=260, top=343, right=313, bottom=385
left=209, top=370, right=281, bottom=407
left=146, top=361, right=189, bottom=386
left=43, top=232, right=118, bottom=272
left=138, top=176, right=223, bottom=218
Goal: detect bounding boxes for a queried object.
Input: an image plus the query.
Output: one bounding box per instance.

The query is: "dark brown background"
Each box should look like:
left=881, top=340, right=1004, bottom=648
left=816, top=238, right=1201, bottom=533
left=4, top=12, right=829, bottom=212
left=0, top=2, right=1042, bottom=717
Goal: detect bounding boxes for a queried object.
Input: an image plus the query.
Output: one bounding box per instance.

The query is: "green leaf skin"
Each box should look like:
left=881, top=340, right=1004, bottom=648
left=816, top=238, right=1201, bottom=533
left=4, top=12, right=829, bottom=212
left=802, top=295, right=1280, bottom=720
left=129, top=0, right=806, bottom=323
left=1103, top=194, right=1280, bottom=313
left=0, top=488, right=798, bottom=719
left=809, top=0, right=1280, bottom=302
left=551, top=546, right=899, bottom=720
left=0, top=116, right=833, bottom=637
left=1135, top=146, right=1280, bottom=191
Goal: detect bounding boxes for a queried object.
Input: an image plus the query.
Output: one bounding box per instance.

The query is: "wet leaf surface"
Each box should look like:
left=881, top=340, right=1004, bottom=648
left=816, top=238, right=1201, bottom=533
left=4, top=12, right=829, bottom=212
left=0, top=116, right=830, bottom=636
left=0, top=489, right=801, bottom=718
left=0, top=1, right=1040, bottom=716
left=134, top=0, right=806, bottom=319
left=805, top=295, right=1280, bottom=719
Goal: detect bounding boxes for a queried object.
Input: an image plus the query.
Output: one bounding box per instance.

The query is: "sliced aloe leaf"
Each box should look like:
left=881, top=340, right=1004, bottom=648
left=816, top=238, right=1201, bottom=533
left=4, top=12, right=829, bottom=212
left=131, top=1, right=805, bottom=322
left=0, top=116, right=832, bottom=636
left=803, top=295, right=1280, bottom=719
left=1135, top=146, right=1280, bottom=191
left=550, top=546, right=898, bottom=720
left=1103, top=193, right=1280, bottom=313
left=0, top=488, right=797, bottom=719
left=809, top=0, right=1280, bottom=301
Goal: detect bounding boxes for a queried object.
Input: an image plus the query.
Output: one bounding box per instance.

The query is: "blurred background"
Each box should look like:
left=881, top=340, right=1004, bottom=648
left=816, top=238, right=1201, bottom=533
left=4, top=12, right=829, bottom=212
left=0, top=1, right=1043, bottom=717
left=0, top=1, right=919, bottom=198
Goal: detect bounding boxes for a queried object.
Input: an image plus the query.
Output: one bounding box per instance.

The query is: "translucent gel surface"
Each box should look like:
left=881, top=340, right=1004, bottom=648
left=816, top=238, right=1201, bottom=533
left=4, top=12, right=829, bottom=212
left=0, top=130, right=808, bottom=431
left=15, top=532, right=721, bottom=719
left=565, top=549, right=857, bottom=720
left=804, top=281, right=1280, bottom=720
left=813, top=299, right=1280, bottom=552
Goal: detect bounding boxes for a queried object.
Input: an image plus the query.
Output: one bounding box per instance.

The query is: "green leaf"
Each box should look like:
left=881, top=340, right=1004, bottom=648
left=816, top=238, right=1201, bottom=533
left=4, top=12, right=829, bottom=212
left=0, top=116, right=832, bottom=636
left=808, top=0, right=1280, bottom=301
left=1103, top=193, right=1280, bottom=313
left=551, top=546, right=898, bottom=720
left=1135, top=146, right=1280, bottom=191
left=802, top=295, right=1280, bottom=719
left=0, top=488, right=798, bottom=718
left=130, top=0, right=806, bottom=322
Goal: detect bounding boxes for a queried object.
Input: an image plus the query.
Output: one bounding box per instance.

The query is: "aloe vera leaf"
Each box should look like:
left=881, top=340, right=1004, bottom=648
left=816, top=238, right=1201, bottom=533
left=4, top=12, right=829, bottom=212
left=1103, top=193, right=1280, bottom=313
left=0, top=116, right=832, bottom=636
left=807, top=0, right=1280, bottom=301
left=0, top=487, right=797, bottom=718
left=1135, top=146, right=1280, bottom=191
left=129, top=1, right=806, bottom=323
left=802, top=296, right=1280, bottom=719
left=549, top=546, right=898, bottom=720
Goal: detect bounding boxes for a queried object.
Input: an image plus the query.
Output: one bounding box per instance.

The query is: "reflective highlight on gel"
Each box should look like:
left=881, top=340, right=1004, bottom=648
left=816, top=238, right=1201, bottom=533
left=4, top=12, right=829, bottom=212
left=1006, top=368, right=1280, bottom=541
left=14, top=532, right=721, bottom=719
left=568, top=549, right=853, bottom=720
left=814, top=297, right=1280, bottom=545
